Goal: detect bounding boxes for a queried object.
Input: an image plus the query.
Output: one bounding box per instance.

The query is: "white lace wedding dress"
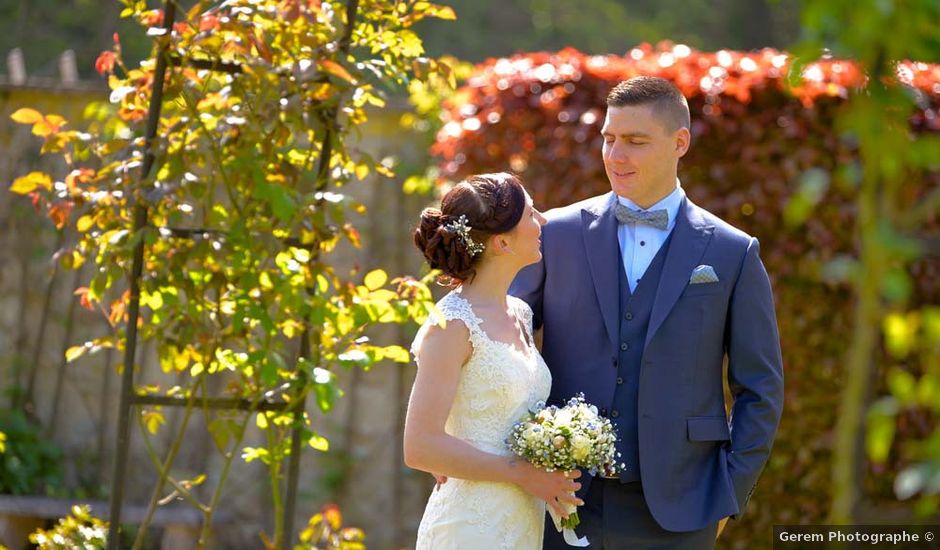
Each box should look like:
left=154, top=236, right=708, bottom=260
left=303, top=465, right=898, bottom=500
left=412, top=290, right=552, bottom=550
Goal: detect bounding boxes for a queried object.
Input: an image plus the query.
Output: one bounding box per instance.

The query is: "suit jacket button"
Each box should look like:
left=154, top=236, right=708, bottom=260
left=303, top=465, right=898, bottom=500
left=620, top=342, right=629, bottom=351
left=611, top=410, right=620, bottom=418
left=624, top=312, right=633, bottom=320
left=616, top=377, right=624, bottom=385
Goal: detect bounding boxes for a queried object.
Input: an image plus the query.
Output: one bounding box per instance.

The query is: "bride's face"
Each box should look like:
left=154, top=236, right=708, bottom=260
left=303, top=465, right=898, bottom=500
left=506, top=192, right=546, bottom=266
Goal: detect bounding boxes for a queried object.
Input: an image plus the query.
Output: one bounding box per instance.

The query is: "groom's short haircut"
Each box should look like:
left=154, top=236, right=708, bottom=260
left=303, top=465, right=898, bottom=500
left=606, top=77, right=690, bottom=132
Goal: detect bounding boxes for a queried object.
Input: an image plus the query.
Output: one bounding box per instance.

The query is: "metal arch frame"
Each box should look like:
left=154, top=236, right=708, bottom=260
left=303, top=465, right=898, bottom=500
left=105, top=1, right=360, bottom=548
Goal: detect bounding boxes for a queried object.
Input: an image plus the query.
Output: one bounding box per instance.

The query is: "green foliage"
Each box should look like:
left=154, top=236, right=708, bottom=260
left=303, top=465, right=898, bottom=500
left=29, top=505, right=108, bottom=549
left=0, top=410, right=63, bottom=496
left=795, top=0, right=940, bottom=525
left=796, top=0, right=940, bottom=67
left=0, top=0, right=151, bottom=79
left=1, top=0, right=800, bottom=83
left=9, top=0, right=446, bottom=431
left=413, top=0, right=800, bottom=61
left=400, top=55, right=474, bottom=195
left=6, top=0, right=452, bottom=545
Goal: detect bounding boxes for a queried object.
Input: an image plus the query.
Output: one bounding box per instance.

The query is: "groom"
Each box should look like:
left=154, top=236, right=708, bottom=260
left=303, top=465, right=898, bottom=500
left=511, top=76, right=784, bottom=549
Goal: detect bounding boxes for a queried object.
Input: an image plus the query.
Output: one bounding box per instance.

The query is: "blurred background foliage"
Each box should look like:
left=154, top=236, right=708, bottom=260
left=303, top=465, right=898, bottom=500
left=1, top=0, right=802, bottom=79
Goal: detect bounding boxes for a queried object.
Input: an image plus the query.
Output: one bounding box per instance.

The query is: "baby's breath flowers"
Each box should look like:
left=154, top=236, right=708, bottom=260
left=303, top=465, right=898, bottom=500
left=507, top=393, right=622, bottom=545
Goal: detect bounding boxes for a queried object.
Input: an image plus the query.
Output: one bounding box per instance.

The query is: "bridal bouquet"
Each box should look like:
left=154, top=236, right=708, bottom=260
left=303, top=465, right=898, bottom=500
left=507, top=393, right=621, bottom=547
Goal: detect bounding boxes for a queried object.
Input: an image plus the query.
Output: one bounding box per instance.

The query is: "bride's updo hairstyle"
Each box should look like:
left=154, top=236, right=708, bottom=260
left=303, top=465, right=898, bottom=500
left=414, top=172, right=527, bottom=284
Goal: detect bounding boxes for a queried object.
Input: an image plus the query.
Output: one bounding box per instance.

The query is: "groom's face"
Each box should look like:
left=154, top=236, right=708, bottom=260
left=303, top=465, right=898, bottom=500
left=601, top=104, right=688, bottom=207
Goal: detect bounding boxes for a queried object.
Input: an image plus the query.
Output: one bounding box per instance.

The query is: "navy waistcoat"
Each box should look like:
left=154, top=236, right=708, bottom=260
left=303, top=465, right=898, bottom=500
left=610, top=231, right=674, bottom=483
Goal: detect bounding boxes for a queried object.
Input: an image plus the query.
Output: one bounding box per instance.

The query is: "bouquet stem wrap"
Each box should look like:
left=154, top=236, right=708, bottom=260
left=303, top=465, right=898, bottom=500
left=508, top=394, right=623, bottom=549
left=548, top=497, right=589, bottom=547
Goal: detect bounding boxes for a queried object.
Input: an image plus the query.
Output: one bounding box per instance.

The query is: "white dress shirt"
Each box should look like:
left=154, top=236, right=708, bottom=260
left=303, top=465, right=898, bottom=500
left=617, top=180, right=685, bottom=293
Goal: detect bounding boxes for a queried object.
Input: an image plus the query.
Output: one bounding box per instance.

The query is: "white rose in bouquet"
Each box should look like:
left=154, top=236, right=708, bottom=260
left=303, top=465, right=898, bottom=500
left=507, top=394, right=622, bottom=547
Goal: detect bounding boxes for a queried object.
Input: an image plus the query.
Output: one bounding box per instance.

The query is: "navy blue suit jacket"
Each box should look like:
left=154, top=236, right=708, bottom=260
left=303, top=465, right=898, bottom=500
left=510, top=192, right=784, bottom=532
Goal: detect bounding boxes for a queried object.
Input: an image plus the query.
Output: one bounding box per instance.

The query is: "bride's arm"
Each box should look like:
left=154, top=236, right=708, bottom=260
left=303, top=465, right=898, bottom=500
left=404, top=320, right=521, bottom=483
left=404, top=320, right=581, bottom=516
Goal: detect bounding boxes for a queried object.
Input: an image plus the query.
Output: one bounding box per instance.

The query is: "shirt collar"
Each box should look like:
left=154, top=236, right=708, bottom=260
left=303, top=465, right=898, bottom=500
left=616, top=179, right=685, bottom=227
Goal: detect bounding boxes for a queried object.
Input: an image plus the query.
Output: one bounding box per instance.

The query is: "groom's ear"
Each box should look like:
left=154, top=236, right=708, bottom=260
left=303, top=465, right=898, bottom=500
left=675, top=127, right=691, bottom=158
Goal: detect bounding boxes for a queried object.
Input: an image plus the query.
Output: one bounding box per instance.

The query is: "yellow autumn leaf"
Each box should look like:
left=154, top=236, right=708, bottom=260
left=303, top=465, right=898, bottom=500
left=76, top=215, right=95, bottom=232
left=10, top=172, right=53, bottom=194
left=70, top=249, right=86, bottom=270
left=354, top=163, right=369, bottom=180
left=259, top=271, right=274, bottom=289
left=364, top=269, right=387, bottom=290
left=382, top=345, right=411, bottom=363
left=10, top=107, right=43, bottom=124
left=431, top=5, right=457, bottom=20
left=65, top=345, right=87, bottom=363
left=281, top=319, right=303, bottom=338
left=324, top=505, right=342, bottom=529
left=309, top=434, right=329, bottom=452
left=31, top=119, right=57, bottom=137
left=145, top=290, right=164, bottom=310
left=142, top=410, right=165, bottom=434
left=369, top=289, right=397, bottom=302
left=45, top=114, right=67, bottom=127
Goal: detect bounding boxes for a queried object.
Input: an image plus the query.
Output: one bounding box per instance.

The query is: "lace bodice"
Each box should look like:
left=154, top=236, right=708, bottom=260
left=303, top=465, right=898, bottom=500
left=414, top=291, right=552, bottom=456
left=412, top=291, right=552, bottom=549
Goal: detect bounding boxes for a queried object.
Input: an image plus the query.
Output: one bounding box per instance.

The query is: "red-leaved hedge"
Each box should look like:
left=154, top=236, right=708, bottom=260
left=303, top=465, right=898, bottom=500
left=431, top=44, right=940, bottom=548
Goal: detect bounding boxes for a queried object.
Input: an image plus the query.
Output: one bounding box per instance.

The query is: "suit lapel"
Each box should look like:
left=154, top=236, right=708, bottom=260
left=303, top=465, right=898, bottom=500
left=581, top=193, right=620, bottom=347
left=644, top=197, right=715, bottom=349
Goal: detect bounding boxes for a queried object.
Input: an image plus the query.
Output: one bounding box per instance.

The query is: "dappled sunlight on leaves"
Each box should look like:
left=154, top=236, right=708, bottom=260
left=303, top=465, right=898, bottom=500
left=7, top=0, right=458, bottom=546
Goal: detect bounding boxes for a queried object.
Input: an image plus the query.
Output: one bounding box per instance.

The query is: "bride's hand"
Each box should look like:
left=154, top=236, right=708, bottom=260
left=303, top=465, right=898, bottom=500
left=515, top=464, right=583, bottom=519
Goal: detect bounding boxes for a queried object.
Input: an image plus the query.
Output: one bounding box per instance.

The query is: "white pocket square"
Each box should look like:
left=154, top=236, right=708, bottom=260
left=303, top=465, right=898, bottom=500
left=689, top=264, right=719, bottom=284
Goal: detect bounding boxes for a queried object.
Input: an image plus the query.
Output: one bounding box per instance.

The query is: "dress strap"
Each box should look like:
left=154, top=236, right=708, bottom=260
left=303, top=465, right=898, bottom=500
left=407, top=292, right=487, bottom=362
left=509, top=296, right=535, bottom=345
left=430, top=292, right=485, bottom=338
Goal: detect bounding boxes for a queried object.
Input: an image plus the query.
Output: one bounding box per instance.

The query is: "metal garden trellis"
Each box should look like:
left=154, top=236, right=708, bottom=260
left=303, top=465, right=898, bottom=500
left=104, top=1, right=361, bottom=548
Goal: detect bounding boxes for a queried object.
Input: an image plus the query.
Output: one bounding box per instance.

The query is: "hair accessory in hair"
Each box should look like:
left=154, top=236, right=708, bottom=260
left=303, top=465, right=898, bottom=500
left=444, top=214, right=485, bottom=257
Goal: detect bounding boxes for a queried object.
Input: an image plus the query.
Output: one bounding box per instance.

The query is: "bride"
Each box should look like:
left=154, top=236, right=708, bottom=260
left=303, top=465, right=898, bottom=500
left=404, top=172, right=583, bottom=549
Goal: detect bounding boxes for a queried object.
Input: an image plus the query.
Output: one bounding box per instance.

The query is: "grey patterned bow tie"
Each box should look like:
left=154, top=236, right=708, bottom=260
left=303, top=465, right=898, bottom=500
left=613, top=203, right=669, bottom=230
